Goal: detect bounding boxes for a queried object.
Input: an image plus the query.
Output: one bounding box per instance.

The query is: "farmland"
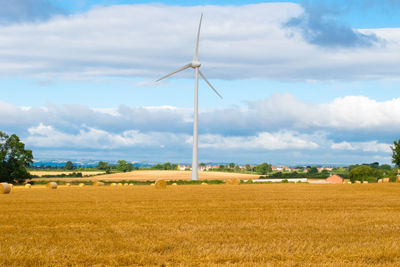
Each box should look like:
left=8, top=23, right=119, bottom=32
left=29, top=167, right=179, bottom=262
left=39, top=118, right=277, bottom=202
left=30, top=171, right=105, bottom=177
left=30, top=170, right=259, bottom=182
left=1, top=184, right=400, bottom=266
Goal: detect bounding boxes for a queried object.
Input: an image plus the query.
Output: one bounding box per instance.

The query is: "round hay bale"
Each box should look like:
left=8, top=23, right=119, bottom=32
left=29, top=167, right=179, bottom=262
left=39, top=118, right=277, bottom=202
left=171, top=183, right=177, bottom=186
left=377, top=179, right=382, bottom=183
left=347, top=181, right=352, bottom=184
left=93, top=181, right=104, bottom=186
left=396, top=176, right=400, bottom=183
left=383, top=178, right=390, bottom=183
left=117, top=183, right=123, bottom=187
left=150, top=183, right=155, bottom=186
left=201, top=182, right=208, bottom=185
left=9, top=184, right=13, bottom=189
left=66, top=183, right=71, bottom=187
left=25, top=183, right=32, bottom=188
left=155, top=180, right=167, bottom=189
left=111, top=183, right=117, bottom=187
left=355, top=181, right=361, bottom=184
left=363, top=181, right=368, bottom=184
left=124, top=183, right=129, bottom=187
left=78, top=183, right=85, bottom=187
left=0, top=183, right=11, bottom=194
left=46, top=182, right=57, bottom=189
left=231, top=178, right=240, bottom=185
left=128, top=183, right=134, bottom=187
left=225, top=179, right=232, bottom=185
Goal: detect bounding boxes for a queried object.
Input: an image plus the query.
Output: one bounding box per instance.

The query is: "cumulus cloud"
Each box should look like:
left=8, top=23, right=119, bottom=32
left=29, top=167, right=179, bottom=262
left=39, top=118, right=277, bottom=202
left=0, top=3, right=399, bottom=81
left=331, top=141, right=391, bottom=153
left=0, top=93, right=396, bottom=163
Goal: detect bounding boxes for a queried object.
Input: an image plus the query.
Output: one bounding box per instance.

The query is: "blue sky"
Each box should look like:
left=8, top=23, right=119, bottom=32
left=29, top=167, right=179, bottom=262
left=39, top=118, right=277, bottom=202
left=1, top=0, right=400, bottom=165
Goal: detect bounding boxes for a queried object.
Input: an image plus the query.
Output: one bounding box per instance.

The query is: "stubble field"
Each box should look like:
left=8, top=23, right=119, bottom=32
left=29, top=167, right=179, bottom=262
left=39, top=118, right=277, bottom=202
left=1, top=184, right=400, bottom=266
left=31, top=170, right=259, bottom=182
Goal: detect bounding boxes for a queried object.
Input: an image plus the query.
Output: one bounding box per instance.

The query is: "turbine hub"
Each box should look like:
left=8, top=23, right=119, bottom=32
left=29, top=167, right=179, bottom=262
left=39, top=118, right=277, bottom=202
left=191, top=61, right=201, bottom=68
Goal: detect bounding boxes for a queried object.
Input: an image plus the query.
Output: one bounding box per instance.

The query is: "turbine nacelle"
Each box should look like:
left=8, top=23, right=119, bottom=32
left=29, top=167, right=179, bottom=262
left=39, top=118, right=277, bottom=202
left=191, top=61, right=201, bottom=68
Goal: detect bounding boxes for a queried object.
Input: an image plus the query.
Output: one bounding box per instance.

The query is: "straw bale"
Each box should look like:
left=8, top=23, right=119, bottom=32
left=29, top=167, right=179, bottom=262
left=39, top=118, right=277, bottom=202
left=201, top=182, right=208, bottom=185
left=46, top=182, right=57, bottom=189
left=93, top=181, right=104, bottom=186
left=396, top=176, right=400, bottom=183
left=0, top=183, right=11, bottom=194
left=231, top=178, right=240, bottom=185
left=363, top=181, right=368, bottom=184
left=383, top=178, right=390, bottom=183
left=66, top=183, right=71, bottom=187
left=226, top=178, right=240, bottom=185
left=79, top=183, right=85, bottom=187
left=377, top=179, right=382, bottom=183
left=9, top=184, right=13, bottom=189
left=355, top=181, right=361, bottom=184
left=111, top=183, right=117, bottom=187
left=150, top=183, right=155, bottom=186
left=128, top=183, right=134, bottom=187
left=347, top=181, right=352, bottom=184
left=124, top=183, right=129, bottom=187
left=155, top=180, right=167, bottom=189
left=117, top=183, right=123, bottom=187
left=172, top=183, right=177, bottom=186
left=25, top=183, right=32, bottom=188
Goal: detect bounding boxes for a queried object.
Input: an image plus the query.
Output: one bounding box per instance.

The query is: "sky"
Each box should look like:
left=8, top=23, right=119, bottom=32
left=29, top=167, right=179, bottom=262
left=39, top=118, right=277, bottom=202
left=1, top=0, right=400, bottom=165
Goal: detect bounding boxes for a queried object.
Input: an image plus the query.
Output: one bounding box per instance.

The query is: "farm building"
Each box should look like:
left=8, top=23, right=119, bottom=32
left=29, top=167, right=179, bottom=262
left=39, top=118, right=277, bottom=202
left=326, top=174, right=344, bottom=184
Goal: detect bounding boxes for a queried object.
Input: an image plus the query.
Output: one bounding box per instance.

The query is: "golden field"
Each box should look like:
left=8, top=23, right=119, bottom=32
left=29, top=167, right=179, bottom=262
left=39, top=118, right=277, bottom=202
left=1, top=184, right=400, bottom=266
left=30, top=171, right=105, bottom=177
left=31, top=170, right=259, bottom=182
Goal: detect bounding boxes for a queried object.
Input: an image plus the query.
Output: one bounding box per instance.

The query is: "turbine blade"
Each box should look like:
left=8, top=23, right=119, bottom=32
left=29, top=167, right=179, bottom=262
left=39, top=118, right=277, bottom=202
left=193, top=13, right=203, bottom=61
left=199, top=70, right=223, bottom=99
left=155, top=63, right=192, bottom=82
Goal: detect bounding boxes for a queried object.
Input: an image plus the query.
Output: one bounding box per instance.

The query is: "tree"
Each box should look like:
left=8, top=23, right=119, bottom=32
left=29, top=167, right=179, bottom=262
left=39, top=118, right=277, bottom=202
left=0, top=131, right=33, bottom=184
left=229, top=162, right=235, bottom=169
left=349, top=165, right=382, bottom=182
left=391, top=139, right=400, bottom=167
left=308, top=167, right=319, bottom=175
left=97, top=161, right=109, bottom=170
left=116, top=160, right=134, bottom=172
left=64, top=161, right=75, bottom=170
left=256, top=163, right=271, bottom=175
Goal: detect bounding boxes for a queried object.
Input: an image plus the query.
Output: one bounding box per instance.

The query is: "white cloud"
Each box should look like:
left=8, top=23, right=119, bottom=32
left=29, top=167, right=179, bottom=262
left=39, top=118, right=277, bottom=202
left=0, top=92, right=397, bottom=163
left=26, top=123, right=189, bottom=149
left=199, top=131, right=320, bottom=150
left=331, top=141, right=391, bottom=153
left=0, top=3, right=400, bottom=81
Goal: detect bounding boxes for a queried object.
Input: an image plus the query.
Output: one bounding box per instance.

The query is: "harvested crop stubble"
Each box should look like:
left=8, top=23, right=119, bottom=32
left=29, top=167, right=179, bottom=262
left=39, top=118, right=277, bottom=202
left=1, top=184, right=400, bottom=266
left=46, top=182, right=57, bottom=189
left=0, top=183, right=11, bottom=194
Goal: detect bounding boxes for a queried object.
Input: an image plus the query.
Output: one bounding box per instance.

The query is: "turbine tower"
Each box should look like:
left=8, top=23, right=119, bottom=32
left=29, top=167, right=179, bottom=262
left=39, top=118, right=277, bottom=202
left=156, top=14, right=222, bottom=180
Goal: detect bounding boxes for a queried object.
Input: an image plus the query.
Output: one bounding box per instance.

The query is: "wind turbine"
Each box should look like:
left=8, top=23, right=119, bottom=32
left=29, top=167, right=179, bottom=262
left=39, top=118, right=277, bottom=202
left=156, top=14, right=222, bottom=180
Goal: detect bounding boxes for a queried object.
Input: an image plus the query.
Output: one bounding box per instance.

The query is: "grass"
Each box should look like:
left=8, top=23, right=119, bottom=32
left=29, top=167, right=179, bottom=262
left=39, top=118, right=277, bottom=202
left=1, top=184, right=400, bottom=266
